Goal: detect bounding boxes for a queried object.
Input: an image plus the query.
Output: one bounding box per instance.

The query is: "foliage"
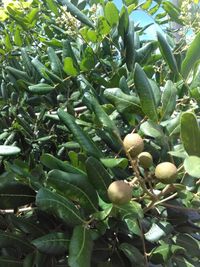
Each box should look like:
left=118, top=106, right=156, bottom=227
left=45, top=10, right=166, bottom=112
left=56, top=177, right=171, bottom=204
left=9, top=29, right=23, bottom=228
left=0, top=0, right=200, bottom=266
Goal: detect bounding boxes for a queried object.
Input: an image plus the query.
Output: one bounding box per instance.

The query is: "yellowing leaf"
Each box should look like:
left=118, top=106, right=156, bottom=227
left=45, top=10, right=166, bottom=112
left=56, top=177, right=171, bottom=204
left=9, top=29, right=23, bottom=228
left=63, top=57, right=78, bottom=76
left=0, top=8, right=8, bottom=21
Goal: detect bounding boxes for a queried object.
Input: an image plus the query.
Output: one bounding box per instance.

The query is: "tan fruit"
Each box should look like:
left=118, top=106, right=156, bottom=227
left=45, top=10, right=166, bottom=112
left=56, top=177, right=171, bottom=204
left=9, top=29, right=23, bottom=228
left=123, top=133, right=144, bottom=158
left=138, top=152, right=153, bottom=169
left=107, top=180, right=132, bottom=205
left=155, top=162, right=177, bottom=184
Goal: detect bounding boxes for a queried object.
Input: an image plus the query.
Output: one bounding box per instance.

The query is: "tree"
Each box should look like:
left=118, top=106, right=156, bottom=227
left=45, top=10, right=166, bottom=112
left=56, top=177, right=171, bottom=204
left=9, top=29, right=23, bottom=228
left=0, top=0, right=199, bottom=266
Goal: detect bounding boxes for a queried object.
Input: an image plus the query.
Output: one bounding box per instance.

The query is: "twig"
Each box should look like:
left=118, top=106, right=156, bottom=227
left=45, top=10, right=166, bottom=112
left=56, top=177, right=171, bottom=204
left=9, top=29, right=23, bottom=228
left=138, top=219, right=149, bottom=267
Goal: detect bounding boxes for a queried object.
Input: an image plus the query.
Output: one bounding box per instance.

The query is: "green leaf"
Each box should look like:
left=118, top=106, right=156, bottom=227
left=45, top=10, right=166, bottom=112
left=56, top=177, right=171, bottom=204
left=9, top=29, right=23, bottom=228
left=47, top=47, right=63, bottom=78
left=0, top=145, right=21, bottom=156
left=80, top=47, right=95, bottom=71
left=32, top=232, right=69, bottom=255
left=161, top=80, right=177, bottom=120
left=0, top=230, right=34, bottom=253
left=150, top=244, right=185, bottom=264
left=144, top=222, right=172, bottom=242
left=41, top=153, right=85, bottom=175
left=118, top=6, right=129, bottom=38
left=97, top=16, right=111, bottom=39
left=36, top=188, right=85, bottom=226
left=125, top=20, right=135, bottom=71
left=136, top=41, right=157, bottom=65
left=57, top=109, right=103, bottom=158
left=83, top=92, right=119, bottom=135
left=0, top=257, right=23, bottom=267
left=63, top=57, right=78, bottom=76
left=174, top=234, right=200, bottom=258
left=184, top=156, right=200, bottom=178
left=9, top=214, right=45, bottom=238
left=31, top=58, right=63, bottom=83
left=14, top=26, right=23, bottom=46
left=25, top=8, right=39, bottom=24
left=86, top=157, right=111, bottom=202
left=104, top=2, right=119, bottom=27
left=119, top=243, right=145, bottom=267
left=57, top=0, right=94, bottom=28
left=157, top=31, right=178, bottom=74
left=181, top=112, right=200, bottom=156
left=104, top=87, right=142, bottom=116
left=100, top=158, right=128, bottom=169
left=47, top=169, right=98, bottom=213
left=181, top=31, right=200, bottom=79
left=21, top=48, right=34, bottom=77
left=134, top=63, right=158, bottom=122
left=68, top=225, right=93, bottom=267
left=162, top=1, right=182, bottom=24
left=28, top=83, right=55, bottom=94
left=140, top=120, right=164, bottom=139
left=0, top=182, right=35, bottom=209
left=117, top=201, right=143, bottom=220
left=125, top=219, right=141, bottom=236
left=46, top=0, right=59, bottom=15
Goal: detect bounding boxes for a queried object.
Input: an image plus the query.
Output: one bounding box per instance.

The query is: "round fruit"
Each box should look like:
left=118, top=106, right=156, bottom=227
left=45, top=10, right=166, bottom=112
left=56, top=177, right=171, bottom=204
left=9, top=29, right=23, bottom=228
left=138, top=152, right=153, bottom=169
left=155, top=162, right=177, bottom=184
left=123, top=133, right=144, bottom=158
left=107, top=180, right=132, bottom=205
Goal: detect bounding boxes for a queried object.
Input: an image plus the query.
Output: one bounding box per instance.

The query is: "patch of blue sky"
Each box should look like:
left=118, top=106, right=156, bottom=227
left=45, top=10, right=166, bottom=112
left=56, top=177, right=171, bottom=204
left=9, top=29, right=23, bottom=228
left=114, top=0, right=164, bottom=40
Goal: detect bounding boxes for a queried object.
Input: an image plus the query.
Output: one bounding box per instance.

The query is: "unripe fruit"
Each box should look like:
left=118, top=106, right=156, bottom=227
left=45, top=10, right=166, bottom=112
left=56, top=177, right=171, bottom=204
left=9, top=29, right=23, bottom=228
left=123, top=133, right=144, bottom=158
left=138, top=152, right=153, bottom=169
left=107, top=180, right=132, bottom=205
left=155, top=162, right=177, bottom=184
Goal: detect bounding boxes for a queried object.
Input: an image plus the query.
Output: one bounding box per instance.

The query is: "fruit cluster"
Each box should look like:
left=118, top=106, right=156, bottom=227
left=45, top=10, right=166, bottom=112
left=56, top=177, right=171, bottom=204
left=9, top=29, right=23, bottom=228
left=107, top=133, right=178, bottom=205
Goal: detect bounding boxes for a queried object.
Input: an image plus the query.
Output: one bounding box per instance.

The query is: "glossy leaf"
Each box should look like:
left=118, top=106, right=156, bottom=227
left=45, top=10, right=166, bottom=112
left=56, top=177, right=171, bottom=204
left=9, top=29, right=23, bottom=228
left=161, top=80, right=177, bottom=120
left=100, top=158, right=128, bottom=169
left=0, top=145, right=21, bottom=156
left=0, top=182, right=35, bottom=209
left=83, top=92, right=119, bottom=135
left=181, top=112, right=200, bottom=156
left=32, top=232, right=69, bottom=255
left=125, top=19, right=135, bottom=71
left=63, top=57, right=78, bottom=76
left=47, top=47, right=63, bottom=78
left=47, top=169, right=98, bottom=213
left=57, top=0, right=94, bottom=28
left=157, top=31, right=178, bottom=75
left=0, top=230, right=34, bottom=253
left=36, top=188, right=85, bottom=226
left=140, top=120, right=164, bottom=139
left=104, top=87, right=142, bottom=115
left=86, top=157, right=111, bottom=202
left=57, top=109, right=103, bottom=158
left=119, top=243, right=145, bottom=267
left=134, top=63, right=158, bottom=122
left=162, top=1, right=182, bottom=24
left=40, top=153, right=85, bottom=175
left=46, top=0, right=59, bottom=15
left=68, top=225, right=93, bottom=267
left=28, top=83, right=55, bottom=94
left=184, top=156, right=200, bottom=178
left=104, top=2, right=119, bottom=27
left=117, top=201, right=143, bottom=220
left=181, top=31, right=200, bottom=79
left=174, top=234, right=200, bottom=258
left=144, top=222, right=172, bottom=242
left=136, top=41, right=157, bottom=65
left=150, top=244, right=185, bottom=264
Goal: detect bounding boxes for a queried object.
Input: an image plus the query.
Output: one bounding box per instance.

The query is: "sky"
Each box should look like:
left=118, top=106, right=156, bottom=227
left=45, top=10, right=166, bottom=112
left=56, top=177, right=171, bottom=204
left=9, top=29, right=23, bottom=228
left=114, top=0, right=160, bottom=40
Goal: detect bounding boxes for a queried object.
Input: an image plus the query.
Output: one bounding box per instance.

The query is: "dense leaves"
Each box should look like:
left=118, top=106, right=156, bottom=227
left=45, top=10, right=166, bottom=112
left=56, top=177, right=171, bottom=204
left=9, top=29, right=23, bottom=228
left=0, top=0, right=199, bottom=266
